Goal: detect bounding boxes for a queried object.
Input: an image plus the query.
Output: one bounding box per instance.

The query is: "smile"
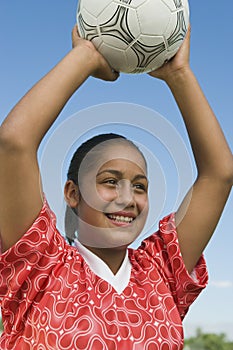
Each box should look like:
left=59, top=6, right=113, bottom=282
left=106, top=214, right=134, bottom=223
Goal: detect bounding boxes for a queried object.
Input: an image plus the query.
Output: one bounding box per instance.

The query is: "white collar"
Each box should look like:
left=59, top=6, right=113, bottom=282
left=74, top=240, right=132, bottom=294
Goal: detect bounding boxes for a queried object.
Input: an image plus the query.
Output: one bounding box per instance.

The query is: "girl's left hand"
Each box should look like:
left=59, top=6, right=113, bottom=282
left=148, top=25, right=191, bottom=82
left=72, top=26, right=119, bottom=82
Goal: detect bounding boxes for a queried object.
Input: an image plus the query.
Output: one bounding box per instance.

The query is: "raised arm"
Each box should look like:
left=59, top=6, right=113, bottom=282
left=149, top=27, right=233, bottom=273
left=0, top=28, right=118, bottom=253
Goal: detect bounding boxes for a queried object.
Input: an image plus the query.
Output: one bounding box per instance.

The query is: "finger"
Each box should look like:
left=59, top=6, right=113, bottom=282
left=98, top=69, right=120, bottom=82
left=182, top=24, right=191, bottom=57
left=108, top=70, right=120, bottom=81
left=76, top=26, right=81, bottom=37
left=72, top=25, right=77, bottom=37
left=183, top=24, right=191, bottom=47
left=72, top=25, right=81, bottom=41
left=71, top=25, right=82, bottom=48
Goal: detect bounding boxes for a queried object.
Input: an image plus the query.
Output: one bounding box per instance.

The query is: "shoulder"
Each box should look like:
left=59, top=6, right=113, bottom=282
left=130, top=212, right=208, bottom=288
left=129, top=213, right=208, bottom=319
left=0, top=195, right=77, bottom=265
left=131, top=213, right=177, bottom=258
left=0, top=195, right=83, bottom=302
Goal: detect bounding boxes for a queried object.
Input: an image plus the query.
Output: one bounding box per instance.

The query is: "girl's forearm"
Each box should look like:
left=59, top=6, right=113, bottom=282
left=167, top=68, right=233, bottom=182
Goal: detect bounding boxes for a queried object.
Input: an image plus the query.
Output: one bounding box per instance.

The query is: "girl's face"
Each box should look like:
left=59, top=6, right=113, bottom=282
left=76, top=142, right=149, bottom=249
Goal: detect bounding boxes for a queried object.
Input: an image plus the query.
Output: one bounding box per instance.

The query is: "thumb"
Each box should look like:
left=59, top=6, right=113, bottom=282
left=72, top=25, right=82, bottom=48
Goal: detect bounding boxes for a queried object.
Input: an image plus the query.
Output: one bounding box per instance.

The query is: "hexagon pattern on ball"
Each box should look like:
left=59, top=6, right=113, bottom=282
left=77, top=0, right=189, bottom=74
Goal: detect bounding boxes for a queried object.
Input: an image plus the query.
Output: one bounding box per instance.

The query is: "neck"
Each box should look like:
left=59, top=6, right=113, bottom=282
left=84, top=246, right=127, bottom=275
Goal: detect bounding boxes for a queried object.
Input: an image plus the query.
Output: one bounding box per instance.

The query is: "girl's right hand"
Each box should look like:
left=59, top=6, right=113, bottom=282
left=72, top=26, right=119, bottom=82
left=148, top=25, right=191, bottom=84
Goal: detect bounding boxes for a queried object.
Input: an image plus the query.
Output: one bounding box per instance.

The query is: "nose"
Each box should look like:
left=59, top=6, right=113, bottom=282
left=115, top=179, right=135, bottom=208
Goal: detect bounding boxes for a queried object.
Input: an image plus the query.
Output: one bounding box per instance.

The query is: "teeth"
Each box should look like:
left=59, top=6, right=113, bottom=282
left=108, top=214, right=134, bottom=223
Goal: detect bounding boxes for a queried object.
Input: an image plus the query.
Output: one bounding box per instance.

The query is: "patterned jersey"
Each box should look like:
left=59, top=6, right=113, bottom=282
left=0, top=197, right=208, bottom=349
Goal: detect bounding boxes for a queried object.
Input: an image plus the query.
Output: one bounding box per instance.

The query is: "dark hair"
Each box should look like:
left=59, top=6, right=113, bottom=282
left=65, top=133, right=146, bottom=244
left=67, top=133, right=126, bottom=185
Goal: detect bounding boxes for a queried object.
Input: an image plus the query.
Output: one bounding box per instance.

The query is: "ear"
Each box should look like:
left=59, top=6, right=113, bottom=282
left=64, top=180, right=80, bottom=209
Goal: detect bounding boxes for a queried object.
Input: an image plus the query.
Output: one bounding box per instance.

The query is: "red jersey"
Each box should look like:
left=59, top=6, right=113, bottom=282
left=0, top=197, right=208, bottom=349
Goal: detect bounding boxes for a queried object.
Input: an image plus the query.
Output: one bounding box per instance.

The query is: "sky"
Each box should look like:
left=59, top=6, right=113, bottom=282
left=0, top=0, right=233, bottom=341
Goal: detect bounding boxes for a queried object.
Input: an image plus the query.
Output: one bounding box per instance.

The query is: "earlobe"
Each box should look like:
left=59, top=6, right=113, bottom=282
left=64, top=180, right=80, bottom=209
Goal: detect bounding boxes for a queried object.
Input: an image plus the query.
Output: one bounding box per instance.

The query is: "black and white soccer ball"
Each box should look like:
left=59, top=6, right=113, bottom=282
left=77, top=0, right=189, bottom=74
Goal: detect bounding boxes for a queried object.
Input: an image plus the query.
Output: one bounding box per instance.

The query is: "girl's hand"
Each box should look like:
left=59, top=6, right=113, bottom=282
left=72, top=26, right=119, bottom=82
left=148, top=25, right=191, bottom=83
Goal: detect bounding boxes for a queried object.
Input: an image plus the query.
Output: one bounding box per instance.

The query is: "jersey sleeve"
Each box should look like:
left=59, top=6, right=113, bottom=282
left=0, top=196, right=70, bottom=333
left=137, top=213, right=208, bottom=320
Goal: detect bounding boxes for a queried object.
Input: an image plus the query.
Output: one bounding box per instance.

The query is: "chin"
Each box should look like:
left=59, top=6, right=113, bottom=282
left=78, top=216, right=146, bottom=249
left=78, top=228, right=138, bottom=249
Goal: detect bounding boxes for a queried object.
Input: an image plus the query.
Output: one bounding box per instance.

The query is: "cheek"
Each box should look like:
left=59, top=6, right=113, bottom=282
left=80, top=182, right=114, bottom=211
left=97, top=187, right=117, bottom=203
left=138, top=195, right=149, bottom=214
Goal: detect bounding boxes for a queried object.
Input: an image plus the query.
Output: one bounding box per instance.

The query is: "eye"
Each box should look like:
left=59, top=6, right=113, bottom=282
left=103, top=178, right=118, bottom=186
left=133, top=183, right=147, bottom=192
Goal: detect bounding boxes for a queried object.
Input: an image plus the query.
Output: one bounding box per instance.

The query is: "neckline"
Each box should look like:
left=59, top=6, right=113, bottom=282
left=74, top=239, right=132, bottom=294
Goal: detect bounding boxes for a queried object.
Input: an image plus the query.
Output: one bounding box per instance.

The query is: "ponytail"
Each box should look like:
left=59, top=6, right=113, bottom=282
left=65, top=205, right=79, bottom=245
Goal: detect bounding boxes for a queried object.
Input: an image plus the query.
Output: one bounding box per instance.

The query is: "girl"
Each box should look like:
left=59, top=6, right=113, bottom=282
left=0, top=25, right=232, bottom=349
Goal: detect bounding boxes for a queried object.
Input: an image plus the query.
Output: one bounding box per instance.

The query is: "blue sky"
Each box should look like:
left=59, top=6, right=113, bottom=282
left=1, top=0, right=233, bottom=340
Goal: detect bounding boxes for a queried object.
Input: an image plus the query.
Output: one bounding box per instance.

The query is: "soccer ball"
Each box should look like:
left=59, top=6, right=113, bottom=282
left=76, top=0, right=189, bottom=74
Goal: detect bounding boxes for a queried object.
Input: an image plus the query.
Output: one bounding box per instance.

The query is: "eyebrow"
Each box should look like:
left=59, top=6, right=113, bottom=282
left=96, top=169, right=148, bottom=182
